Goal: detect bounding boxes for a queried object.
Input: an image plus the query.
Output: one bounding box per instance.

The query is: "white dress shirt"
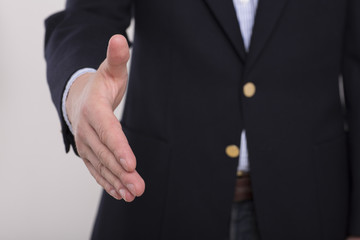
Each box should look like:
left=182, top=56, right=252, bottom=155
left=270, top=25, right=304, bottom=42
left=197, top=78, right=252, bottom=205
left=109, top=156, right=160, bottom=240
left=62, top=0, right=259, bottom=172
left=232, top=0, right=259, bottom=172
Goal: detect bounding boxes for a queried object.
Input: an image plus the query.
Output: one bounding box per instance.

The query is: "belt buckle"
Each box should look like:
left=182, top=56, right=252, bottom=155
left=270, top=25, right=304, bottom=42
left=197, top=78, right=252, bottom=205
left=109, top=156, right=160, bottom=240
left=234, top=170, right=252, bottom=203
left=237, top=170, right=245, bottom=178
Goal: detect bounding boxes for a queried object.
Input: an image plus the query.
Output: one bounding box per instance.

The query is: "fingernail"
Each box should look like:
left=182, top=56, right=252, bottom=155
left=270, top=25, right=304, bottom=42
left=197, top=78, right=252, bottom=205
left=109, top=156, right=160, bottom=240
left=110, top=190, right=120, bottom=200
left=126, top=184, right=136, bottom=196
left=120, top=158, right=128, bottom=171
left=119, top=189, right=127, bottom=201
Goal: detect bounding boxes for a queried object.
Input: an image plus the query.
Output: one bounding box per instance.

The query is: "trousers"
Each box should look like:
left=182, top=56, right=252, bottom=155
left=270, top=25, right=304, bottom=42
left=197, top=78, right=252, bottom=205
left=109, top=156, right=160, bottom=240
left=229, top=200, right=260, bottom=240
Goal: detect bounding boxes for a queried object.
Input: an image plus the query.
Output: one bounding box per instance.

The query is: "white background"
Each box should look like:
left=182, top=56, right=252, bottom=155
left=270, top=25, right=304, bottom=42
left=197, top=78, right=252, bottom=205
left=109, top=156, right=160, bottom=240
left=0, top=1, right=132, bottom=239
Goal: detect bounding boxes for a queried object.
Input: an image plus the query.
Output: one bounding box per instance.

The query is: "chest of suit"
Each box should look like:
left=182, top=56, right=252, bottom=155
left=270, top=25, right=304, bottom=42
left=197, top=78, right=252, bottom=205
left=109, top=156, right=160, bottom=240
left=117, top=0, right=350, bottom=239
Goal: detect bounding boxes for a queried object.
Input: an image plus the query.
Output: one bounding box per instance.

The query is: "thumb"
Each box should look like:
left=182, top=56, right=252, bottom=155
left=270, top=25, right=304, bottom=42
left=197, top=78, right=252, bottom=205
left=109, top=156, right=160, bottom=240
left=101, top=34, right=130, bottom=79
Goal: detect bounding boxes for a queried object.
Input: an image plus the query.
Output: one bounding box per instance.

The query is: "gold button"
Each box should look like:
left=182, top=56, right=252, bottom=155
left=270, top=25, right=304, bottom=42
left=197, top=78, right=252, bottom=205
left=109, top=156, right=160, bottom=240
left=225, top=145, right=240, bottom=158
left=243, top=82, right=256, bottom=98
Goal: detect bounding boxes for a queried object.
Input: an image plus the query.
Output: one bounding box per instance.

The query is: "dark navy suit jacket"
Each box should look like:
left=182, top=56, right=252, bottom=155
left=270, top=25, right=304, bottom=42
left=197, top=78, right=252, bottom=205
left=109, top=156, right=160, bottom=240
left=45, top=0, right=360, bottom=239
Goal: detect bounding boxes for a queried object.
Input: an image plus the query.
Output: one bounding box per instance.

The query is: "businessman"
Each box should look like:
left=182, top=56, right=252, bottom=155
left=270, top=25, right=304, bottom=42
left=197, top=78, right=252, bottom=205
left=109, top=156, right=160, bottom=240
left=45, top=0, right=360, bottom=239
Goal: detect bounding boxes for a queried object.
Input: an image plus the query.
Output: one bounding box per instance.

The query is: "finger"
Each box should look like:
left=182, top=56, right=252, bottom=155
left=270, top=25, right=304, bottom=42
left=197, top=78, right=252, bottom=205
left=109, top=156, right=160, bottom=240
left=81, top=144, right=136, bottom=202
left=81, top=122, right=145, bottom=197
left=87, top=105, right=138, bottom=173
left=77, top=138, right=125, bottom=199
left=83, top=159, right=122, bottom=201
left=100, top=34, right=130, bottom=80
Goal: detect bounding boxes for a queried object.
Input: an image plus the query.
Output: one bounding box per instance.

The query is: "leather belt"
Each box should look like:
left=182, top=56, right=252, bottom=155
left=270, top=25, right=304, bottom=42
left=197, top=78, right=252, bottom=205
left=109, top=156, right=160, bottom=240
left=233, top=171, right=253, bottom=203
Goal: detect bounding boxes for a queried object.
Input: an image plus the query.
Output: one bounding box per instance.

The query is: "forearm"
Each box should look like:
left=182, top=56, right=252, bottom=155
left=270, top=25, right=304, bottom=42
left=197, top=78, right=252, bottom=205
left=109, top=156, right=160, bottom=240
left=44, top=0, right=133, bottom=152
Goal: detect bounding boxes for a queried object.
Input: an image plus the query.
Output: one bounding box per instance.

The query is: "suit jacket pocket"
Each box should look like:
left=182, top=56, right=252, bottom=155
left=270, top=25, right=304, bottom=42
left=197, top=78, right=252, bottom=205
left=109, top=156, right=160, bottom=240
left=95, top=126, right=171, bottom=240
left=122, top=125, right=171, bottom=197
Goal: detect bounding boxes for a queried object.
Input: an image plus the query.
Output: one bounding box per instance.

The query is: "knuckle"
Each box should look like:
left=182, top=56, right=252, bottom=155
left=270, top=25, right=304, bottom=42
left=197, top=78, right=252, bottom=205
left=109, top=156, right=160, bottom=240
left=97, top=123, right=107, bottom=143
left=97, top=149, right=108, bottom=162
left=97, top=162, right=105, bottom=176
left=102, top=183, right=111, bottom=192
left=112, top=179, right=122, bottom=191
left=98, top=122, right=116, bottom=144
left=97, top=117, right=121, bottom=144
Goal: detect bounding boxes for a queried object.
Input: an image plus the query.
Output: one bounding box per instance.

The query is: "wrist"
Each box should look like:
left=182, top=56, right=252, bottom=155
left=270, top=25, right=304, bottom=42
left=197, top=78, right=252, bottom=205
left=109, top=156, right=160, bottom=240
left=62, top=68, right=96, bottom=134
left=66, top=72, right=95, bottom=127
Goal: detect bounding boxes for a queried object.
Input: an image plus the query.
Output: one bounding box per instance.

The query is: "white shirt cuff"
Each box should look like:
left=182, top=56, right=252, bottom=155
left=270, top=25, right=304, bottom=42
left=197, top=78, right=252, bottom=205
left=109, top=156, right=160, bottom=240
left=62, top=68, right=97, bottom=134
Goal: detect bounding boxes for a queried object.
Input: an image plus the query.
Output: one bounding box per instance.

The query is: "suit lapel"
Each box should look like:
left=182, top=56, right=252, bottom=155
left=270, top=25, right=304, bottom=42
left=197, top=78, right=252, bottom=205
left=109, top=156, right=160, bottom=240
left=203, top=0, right=290, bottom=69
left=246, top=0, right=290, bottom=71
left=203, top=0, right=246, bottom=62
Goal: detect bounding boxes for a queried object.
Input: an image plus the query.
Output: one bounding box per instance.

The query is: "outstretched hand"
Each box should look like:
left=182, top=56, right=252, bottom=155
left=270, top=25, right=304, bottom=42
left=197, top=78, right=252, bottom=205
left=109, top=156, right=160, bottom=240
left=66, top=35, right=145, bottom=202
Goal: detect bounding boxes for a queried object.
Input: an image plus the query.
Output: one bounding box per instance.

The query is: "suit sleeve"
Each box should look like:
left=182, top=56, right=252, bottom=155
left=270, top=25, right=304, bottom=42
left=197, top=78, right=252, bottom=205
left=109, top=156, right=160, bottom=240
left=44, top=0, right=133, bottom=154
left=342, top=0, right=360, bottom=236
